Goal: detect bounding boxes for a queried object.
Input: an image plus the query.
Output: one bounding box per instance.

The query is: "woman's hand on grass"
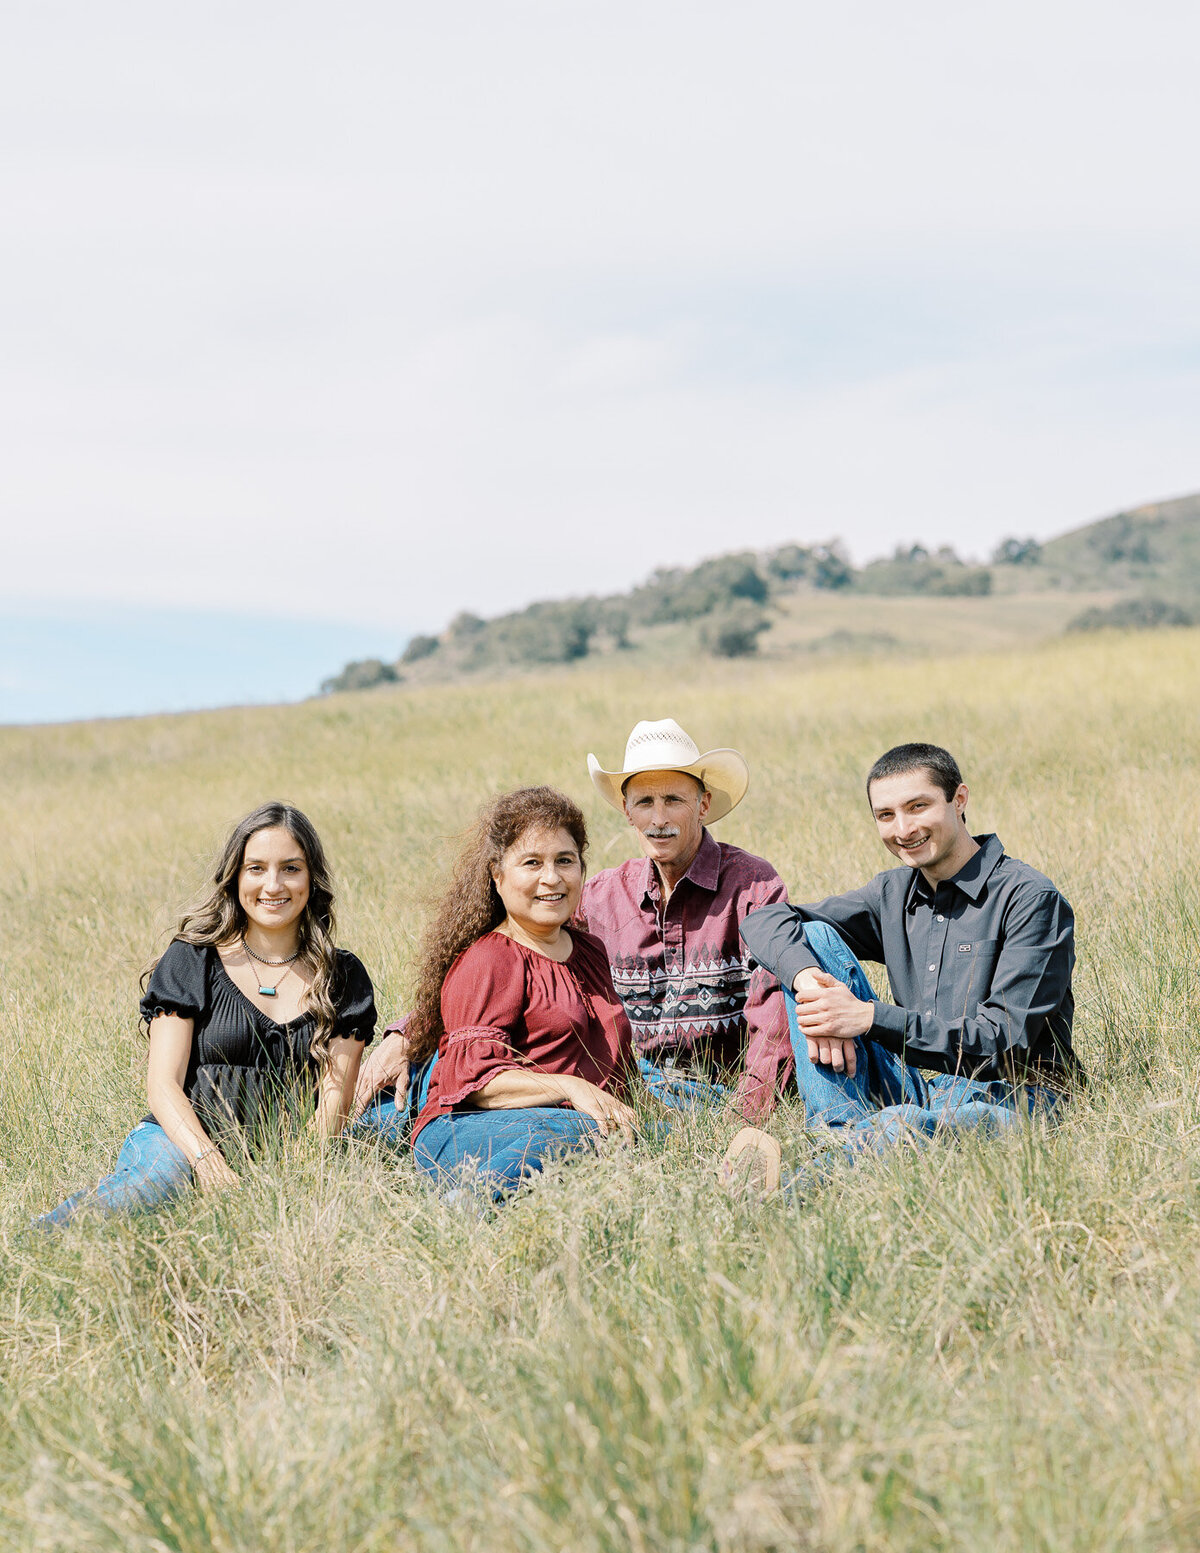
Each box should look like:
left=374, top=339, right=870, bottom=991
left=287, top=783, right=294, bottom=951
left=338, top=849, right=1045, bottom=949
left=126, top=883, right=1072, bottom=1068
left=556, top=1076, right=638, bottom=1144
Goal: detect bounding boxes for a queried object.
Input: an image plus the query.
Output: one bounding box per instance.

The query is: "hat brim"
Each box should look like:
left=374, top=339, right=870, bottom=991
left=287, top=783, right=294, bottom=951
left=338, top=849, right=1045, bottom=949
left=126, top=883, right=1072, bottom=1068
left=587, top=747, right=749, bottom=824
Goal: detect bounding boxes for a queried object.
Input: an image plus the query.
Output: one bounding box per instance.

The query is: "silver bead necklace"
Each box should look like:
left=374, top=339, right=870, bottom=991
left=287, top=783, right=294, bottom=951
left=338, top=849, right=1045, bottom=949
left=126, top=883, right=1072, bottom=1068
left=242, top=937, right=300, bottom=998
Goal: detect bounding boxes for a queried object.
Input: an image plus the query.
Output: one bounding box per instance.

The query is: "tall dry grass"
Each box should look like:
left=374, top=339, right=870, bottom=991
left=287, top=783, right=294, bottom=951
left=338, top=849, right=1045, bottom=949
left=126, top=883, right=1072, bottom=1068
left=1, top=628, right=1199, bottom=1551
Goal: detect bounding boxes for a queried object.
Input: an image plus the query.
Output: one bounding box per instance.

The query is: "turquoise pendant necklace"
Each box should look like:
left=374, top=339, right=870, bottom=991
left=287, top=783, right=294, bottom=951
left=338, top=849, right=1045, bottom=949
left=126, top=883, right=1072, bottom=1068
left=242, top=938, right=300, bottom=998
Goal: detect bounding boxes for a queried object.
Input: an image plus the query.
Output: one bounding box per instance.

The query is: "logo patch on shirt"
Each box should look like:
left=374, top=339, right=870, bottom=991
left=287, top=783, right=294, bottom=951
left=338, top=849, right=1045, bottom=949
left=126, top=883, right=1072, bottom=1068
left=957, top=943, right=973, bottom=953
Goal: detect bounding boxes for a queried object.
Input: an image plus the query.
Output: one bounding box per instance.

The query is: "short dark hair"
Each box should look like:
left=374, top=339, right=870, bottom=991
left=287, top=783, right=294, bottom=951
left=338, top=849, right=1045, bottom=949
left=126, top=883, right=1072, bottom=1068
left=866, top=743, right=964, bottom=802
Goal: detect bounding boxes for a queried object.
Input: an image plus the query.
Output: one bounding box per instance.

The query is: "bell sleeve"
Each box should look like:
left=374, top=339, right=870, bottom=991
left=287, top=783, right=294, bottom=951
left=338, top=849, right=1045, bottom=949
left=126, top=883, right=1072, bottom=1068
left=139, top=940, right=208, bottom=1025
left=432, top=936, right=529, bottom=1107
left=332, top=952, right=378, bottom=1045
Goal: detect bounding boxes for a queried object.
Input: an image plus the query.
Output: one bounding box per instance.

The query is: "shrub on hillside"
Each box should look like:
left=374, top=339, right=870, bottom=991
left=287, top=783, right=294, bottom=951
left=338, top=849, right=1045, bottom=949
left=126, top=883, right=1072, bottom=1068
left=448, top=612, right=487, bottom=640
left=992, top=536, right=1042, bottom=566
left=593, top=601, right=631, bottom=649
left=766, top=543, right=811, bottom=580
left=320, top=658, right=401, bottom=694
left=856, top=545, right=992, bottom=596
left=487, top=600, right=595, bottom=664
left=400, top=633, right=440, bottom=664
left=810, top=542, right=855, bottom=589
left=1066, top=596, right=1194, bottom=633
left=699, top=603, right=770, bottom=658
left=442, top=611, right=491, bottom=669
left=1087, top=513, right=1157, bottom=567
left=636, top=554, right=769, bottom=623
left=767, top=541, right=855, bottom=590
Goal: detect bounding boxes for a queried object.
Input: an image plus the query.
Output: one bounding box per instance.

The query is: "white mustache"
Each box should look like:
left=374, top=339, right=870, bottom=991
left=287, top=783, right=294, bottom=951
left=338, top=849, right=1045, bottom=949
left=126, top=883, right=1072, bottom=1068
left=644, top=826, right=681, bottom=839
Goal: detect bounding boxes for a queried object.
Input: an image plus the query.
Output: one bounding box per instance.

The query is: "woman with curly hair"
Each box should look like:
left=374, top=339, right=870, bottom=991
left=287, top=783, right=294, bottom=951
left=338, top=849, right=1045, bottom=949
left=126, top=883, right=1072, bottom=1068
left=406, top=785, right=638, bottom=1201
left=38, top=801, right=377, bottom=1225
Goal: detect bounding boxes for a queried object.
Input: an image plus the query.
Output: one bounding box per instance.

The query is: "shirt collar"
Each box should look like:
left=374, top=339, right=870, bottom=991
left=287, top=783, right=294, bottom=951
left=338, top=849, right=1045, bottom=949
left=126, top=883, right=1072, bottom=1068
left=639, top=826, right=721, bottom=905
left=907, top=833, right=1005, bottom=908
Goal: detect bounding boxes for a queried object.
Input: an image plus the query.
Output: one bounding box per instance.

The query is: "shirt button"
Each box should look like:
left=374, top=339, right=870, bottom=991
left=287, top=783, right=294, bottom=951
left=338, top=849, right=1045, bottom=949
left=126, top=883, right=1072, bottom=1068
left=925, top=1009, right=933, bottom=1016
left=928, top=963, right=936, bottom=971
left=935, top=914, right=944, bottom=922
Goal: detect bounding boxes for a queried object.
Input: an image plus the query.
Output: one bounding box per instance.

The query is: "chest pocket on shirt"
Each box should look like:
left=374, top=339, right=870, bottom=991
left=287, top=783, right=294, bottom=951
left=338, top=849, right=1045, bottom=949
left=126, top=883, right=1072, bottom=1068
left=951, top=939, right=1000, bottom=1008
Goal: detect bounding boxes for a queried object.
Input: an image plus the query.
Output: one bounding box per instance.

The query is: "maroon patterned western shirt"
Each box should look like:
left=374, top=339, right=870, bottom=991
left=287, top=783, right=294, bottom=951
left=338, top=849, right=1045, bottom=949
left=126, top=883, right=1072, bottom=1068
left=576, top=827, right=792, bottom=1121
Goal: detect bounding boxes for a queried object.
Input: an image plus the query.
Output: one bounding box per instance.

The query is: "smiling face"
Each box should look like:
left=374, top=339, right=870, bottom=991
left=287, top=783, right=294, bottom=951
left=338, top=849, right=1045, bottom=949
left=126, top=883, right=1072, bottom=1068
left=622, top=770, right=711, bottom=875
left=237, top=826, right=312, bottom=937
left=491, top=825, right=584, bottom=937
left=868, top=768, right=974, bottom=884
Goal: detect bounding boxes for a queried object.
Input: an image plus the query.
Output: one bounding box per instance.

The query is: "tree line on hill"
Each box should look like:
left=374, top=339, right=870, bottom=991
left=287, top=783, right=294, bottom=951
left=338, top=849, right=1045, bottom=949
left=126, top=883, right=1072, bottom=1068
left=321, top=534, right=1044, bottom=692
left=322, top=499, right=1198, bottom=694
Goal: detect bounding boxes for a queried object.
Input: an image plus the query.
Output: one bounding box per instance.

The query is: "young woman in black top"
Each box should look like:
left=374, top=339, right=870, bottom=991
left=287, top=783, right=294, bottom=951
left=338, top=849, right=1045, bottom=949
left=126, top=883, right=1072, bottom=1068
left=39, top=801, right=377, bottom=1225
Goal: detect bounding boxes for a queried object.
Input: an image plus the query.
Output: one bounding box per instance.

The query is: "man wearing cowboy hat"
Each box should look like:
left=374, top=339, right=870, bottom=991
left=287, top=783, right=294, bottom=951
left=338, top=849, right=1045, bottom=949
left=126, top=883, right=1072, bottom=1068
left=577, top=718, right=793, bottom=1121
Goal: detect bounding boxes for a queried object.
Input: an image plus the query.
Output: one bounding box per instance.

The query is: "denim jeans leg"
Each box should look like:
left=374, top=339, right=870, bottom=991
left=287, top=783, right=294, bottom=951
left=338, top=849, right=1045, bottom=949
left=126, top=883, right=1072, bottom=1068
left=38, top=1122, right=194, bottom=1227
left=346, top=1096, right=409, bottom=1146
left=799, top=921, right=877, bottom=1003
left=788, top=921, right=926, bottom=1133
left=848, top=1102, right=942, bottom=1153
left=347, top=1053, right=439, bottom=1147
left=918, top=1073, right=1054, bottom=1137
left=413, top=1107, right=601, bottom=1201
left=859, top=1076, right=1060, bottom=1154
left=637, top=1056, right=728, bottom=1112
left=784, top=984, right=873, bottom=1128
left=785, top=921, right=893, bottom=1126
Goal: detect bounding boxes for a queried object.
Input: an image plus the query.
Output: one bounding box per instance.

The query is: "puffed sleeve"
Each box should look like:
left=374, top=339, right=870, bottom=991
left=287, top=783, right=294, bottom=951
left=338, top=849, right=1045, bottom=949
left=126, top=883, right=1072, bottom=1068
left=332, top=952, right=377, bottom=1045
left=139, top=940, right=208, bottom=1024
left=432, top=936, right=529, bottom=1106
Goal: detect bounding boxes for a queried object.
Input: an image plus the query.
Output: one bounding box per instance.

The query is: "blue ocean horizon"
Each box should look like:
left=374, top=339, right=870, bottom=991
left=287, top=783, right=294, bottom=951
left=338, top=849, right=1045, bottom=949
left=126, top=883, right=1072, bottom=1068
left=0, top=602, right=406, bottom=726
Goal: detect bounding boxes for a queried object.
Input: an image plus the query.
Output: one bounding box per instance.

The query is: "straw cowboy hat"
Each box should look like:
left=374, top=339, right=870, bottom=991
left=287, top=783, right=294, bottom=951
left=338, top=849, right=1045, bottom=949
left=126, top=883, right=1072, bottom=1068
left=587, top=718, right=750, bottom=824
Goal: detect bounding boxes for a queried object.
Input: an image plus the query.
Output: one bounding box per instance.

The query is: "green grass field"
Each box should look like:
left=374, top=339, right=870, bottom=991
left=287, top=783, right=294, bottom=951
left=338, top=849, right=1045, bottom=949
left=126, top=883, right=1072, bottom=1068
left=2, top=627, right=1199, bottom=1551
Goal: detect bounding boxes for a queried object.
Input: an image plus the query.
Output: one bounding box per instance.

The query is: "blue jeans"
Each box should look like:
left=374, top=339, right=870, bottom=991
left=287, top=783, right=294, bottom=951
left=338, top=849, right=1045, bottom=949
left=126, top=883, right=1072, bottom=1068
left=39, top=1052, right=443, bottom=1227
left=356, top=1052, right=720, bottom=1148
left=637, top=1056, right=728, bottom=1112
left=789, top=922, right=1059, bottom=1159
left=37, top=1121, right=194, bottom=1227
left=346, top=1052, right=439, bottom=1147
left=413, top=1106, right=601, bottom=1201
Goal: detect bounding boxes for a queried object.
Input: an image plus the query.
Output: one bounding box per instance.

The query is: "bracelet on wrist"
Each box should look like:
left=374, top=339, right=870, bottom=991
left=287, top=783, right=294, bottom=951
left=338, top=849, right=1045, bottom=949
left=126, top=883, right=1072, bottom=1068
left=191, top=1146, right=218, bottom=1168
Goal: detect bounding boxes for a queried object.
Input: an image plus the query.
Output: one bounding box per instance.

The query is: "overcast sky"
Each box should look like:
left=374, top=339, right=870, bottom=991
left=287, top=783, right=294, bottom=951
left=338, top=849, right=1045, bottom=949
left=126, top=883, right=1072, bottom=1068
left=2, top=1, right=1198, bottom=717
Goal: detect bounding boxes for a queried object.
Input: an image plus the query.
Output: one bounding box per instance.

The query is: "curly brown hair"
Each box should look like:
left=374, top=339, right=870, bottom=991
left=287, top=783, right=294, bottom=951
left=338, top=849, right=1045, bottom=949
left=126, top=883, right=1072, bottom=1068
left=404, top=786, right=589, bottom=1065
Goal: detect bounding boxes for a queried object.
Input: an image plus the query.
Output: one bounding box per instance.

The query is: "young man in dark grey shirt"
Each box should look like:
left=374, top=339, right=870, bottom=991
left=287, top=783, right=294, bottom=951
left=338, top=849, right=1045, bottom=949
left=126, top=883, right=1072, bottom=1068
left=733, top=742, right=1077, bottom=1172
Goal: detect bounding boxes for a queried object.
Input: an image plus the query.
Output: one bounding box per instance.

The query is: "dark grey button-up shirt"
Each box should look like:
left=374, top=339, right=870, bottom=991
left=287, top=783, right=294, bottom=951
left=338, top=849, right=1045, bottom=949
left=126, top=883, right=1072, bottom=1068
left=740, top=834, right=1077, bottom=1084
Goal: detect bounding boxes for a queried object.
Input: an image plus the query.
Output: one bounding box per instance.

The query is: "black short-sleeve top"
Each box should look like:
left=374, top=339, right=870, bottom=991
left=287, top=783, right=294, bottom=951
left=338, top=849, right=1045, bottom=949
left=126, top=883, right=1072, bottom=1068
left=139, top=940, right=377, bottom=1143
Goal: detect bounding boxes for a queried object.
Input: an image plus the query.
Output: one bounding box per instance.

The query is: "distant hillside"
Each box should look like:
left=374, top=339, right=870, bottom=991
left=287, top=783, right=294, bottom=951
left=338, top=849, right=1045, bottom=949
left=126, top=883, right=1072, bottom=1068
left=1037, top=493, right=1200, bottom=597
left=321, top=493, right=1200, bottom=694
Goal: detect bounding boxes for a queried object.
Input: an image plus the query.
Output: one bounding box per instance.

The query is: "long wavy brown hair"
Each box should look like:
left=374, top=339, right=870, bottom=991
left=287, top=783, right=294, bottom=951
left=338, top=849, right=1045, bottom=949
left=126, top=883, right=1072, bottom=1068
left=145, top=802, right=342, bottom=1069
left=405, top=786, right=589, bottom=1065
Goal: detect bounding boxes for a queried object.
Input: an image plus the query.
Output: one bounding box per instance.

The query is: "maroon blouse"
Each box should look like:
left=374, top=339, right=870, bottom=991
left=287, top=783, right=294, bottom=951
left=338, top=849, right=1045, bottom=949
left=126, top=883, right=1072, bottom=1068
left=410, top=928, right=635, bottom=1144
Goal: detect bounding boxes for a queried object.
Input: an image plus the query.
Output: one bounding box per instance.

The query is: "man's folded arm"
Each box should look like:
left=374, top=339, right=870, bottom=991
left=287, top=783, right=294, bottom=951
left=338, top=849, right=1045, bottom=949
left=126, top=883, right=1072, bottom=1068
left=740, top=885, right=887, bottom=988
left=868, top=889, right=1075, bottom=1069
